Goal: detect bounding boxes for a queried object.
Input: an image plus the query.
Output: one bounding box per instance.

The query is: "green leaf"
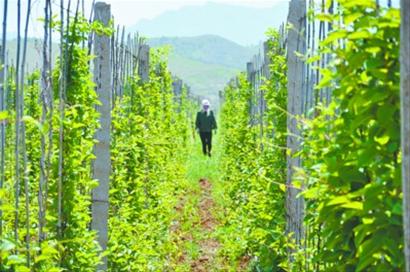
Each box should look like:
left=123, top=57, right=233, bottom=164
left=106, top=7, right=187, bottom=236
left=341, top=201, right=363, bottom=210
left=391, top=202, right=402, bottom=215
left=15, top=266, right=30, bottom=272
left=279, top=184, right=286, bottom=192
left=358, top=147, right=376, bottom=166
left=354, top=224, right=370, bottom=247
left=316, top=13, right=333, bottom=23
left=327, top=195, right=349, bottom=206
left=374, top=135, right=390, bottom=145
left=6, top=255, right=26, bottom=265
left=377, top=104, right=396, bottom=127
left=356, top=236, right=384, bottom=271
left=362, top=217, right=374, bottom=224
left=0, top=111, right=8, bottom=121
left=22, top=115, right=44, bottom=135
left=349, top=30, right=371, bottom=40
left=0, top=239, right=15, bottom=252
left=324, top=30, right=348, bottom=44
left=344, top=12, right=365, bottom=25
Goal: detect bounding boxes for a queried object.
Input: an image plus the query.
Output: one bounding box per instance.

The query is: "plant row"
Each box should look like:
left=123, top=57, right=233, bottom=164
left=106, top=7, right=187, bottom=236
left=0, top=15, right=195, bottom=271
left=217, top=1, right=402, bottom=271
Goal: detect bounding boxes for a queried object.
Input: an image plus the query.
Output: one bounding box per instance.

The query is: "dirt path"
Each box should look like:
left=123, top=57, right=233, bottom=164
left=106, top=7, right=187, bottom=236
left=170, top=177, right=251, bottom=271
left=190, top=178, right=220, bottom=272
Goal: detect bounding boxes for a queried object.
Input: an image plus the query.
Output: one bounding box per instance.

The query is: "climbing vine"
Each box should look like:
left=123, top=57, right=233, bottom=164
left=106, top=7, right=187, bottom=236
left=217, top=2, right=403, bottom=270
left=107, top=48, right=194, bottom=271
left=0, top=15, right=102, bottom=271
left=0, top=0, right=406, bottom=271
left=216, top=29, right=288, bottom=271
left=0, top=5, right=195, bottom=268
left=300, top=2, right=402, bottom=270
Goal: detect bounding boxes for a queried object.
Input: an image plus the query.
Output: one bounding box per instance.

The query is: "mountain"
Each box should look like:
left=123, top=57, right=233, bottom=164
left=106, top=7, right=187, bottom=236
left=166, top=52, right=239, bottom=105
left=5, top=39, right=58, bottom=71
left=5, top=34, right=260, bottom=107
left=148, top=35, right=257, bottom=69
left=131, top=1, right=289, bottom=46
left=148, top=35, right=258, bottom=104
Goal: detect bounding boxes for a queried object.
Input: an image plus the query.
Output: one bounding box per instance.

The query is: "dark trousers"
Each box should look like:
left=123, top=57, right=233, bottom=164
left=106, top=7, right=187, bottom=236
left=199, top=132, right=212, bottom=155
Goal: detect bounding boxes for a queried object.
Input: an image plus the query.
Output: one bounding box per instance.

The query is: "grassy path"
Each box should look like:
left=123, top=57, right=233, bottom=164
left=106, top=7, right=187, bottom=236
left=190, top=178, right=219, bottom=271
left=169, top=131, right=255, bottom=271
left=170, top=135, right=226, bottom=271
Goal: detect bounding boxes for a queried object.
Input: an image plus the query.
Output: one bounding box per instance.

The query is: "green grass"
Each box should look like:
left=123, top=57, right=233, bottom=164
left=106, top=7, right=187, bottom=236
left=185, top=132, right=221, bottom=184
left=169, top=132, right=221, bottom=270
left=168, top=132, right=225, bottom=270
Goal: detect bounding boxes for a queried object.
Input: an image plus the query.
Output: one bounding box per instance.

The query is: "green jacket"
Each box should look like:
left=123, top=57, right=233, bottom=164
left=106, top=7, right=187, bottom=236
left=195, top=110, right=217, bottom=132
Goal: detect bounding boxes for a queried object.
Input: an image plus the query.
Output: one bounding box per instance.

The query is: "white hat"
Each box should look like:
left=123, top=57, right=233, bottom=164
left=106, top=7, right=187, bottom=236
left=202, top=99, right=210, bottom=106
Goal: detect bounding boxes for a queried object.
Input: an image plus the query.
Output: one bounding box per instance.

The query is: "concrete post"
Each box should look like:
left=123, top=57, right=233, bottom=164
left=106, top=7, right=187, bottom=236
left=246, top=61, right=256, bottom=125
left=401, top=0, right=410, bottom=270
left=172, top=78, right=183, bottom=97
left=91, top=2, right=111, bottom=270
left=286, top=0, right=306, bottom=263
left=138, top=44, right=150, bottom=83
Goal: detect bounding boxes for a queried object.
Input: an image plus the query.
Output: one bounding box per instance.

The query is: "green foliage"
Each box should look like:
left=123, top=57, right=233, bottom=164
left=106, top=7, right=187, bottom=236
left=1, top=1, right=404, bottom=271
left=0, top=14, right=107, bottom=271
left=218, top=4, right=403, bottom=269
left=0, top=10, right=197, bottom=269
left=300, top=3, right=403, bottom=271
left=52, top=46, right=101, bottom=271
left=107, top=48, right=195, bottom=271
left=216, top=29, right=288, bottom=271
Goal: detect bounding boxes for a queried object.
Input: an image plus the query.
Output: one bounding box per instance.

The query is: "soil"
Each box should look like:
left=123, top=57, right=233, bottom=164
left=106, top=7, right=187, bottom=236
left=190, top=178, right=220, bottom=272
left=171, top=178, right=252, bottom=271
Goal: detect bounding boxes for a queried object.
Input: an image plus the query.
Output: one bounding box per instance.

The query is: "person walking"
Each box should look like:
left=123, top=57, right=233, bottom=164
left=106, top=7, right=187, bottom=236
left=195, top=99, right=217, bottom=157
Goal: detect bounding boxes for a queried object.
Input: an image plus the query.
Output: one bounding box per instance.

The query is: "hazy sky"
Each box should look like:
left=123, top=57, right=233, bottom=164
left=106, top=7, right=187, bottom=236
left=1, top=0, right=285, bottom=37
left=1, top=0, right=400, bottom=38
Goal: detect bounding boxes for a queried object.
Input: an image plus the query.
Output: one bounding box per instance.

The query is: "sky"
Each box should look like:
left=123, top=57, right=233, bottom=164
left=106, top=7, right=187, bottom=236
left=0, top=0, right=401, bottom=39
left=0, top=0, right=286, bottom=38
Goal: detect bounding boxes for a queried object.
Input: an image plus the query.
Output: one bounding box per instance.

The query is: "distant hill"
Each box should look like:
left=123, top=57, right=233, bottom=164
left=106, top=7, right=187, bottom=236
left=5, top=35, right=260, bottom=106
left=148, top=35, right=258, bottom=104
left=149, top=35, right=257, bottom=69
left=166, top=52, right=240, bottom=105
left=5, top=39, right=57, bottom=71
left=131, top=1, right=289, bottom=46
left=4, top=2, right=289, bottom=106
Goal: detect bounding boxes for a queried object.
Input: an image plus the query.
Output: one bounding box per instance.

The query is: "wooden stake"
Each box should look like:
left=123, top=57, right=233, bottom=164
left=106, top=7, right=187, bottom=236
left=45, top=0, right=53, bottom=214
left=119, top=26, right=125, bottom=95
left=0, top=0, right=8, bottom=240
left=14, top=0, right=22, bottom=249
left=39, top=0, right=51, bottom=244
left=20, top=0, right=32, bottom=266
left=57, top=0, right=65, bottom=240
